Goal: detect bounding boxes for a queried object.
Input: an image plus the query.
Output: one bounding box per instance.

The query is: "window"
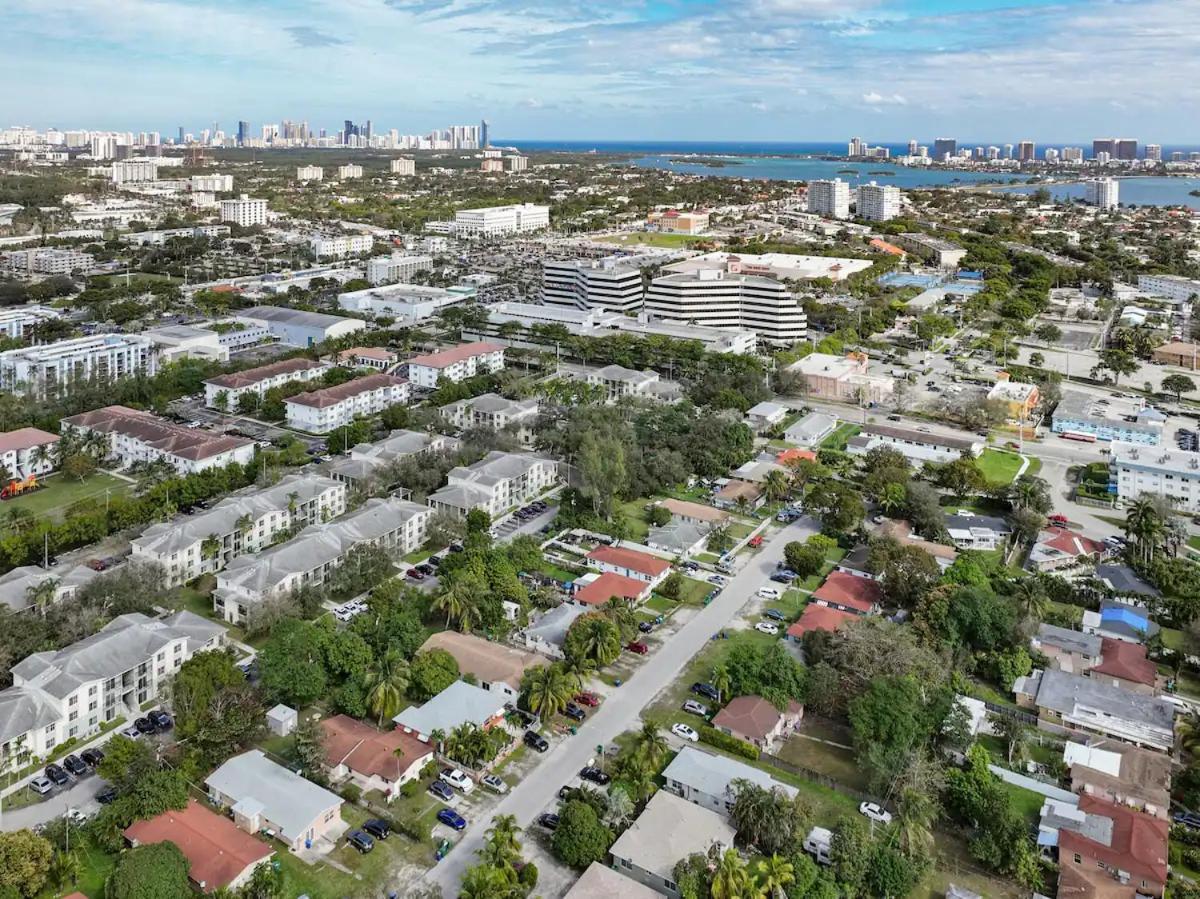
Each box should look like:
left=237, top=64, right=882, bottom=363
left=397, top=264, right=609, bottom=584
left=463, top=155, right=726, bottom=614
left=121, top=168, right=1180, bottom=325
left=620, top=858, right=632, bottom=869
left=1073, top=853, right=1082, bottom=865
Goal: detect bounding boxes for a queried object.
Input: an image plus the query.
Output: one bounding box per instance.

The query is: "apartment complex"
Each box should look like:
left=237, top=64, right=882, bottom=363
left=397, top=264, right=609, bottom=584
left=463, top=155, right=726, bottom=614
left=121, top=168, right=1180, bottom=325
left=309, top=234, right=373, bottom=259
left=365, top=253, right=434, bottom=285
left=1137, top=273, right=1200, bottom=304
left=406, top=341, right=505, bottom=388
left=644, top=270, right=807, bottom=344
left=542, top=257, right=645, bottom=313
left=203, top=357, right=330, bottom=409
left=329, top=429, right=459, bottom=487
left=296, top=165, right=323, bottom=182
left=131, top=472, right=346, bottom=587
left=336, top=164, right=363, bottom=179
left=219, top=195, right=269, bottom=227
left=453, top=203, right=549, bottom=237
left=2, top=248, right=94, bottom=276
left=807, top=178, right=851, bottom=219
left=189, top=174, right=233, bottom=192
left=1110, top=441, right=1200, bottom=513
left=0, top=427, right=59, bottom=480
left=284, top=373, right=411, bottom=433
left=1086, top=177, right=1120, bottom=210
left=894, top=232, right=968, bottom=268
left=0, top=333, right=158, bottom=397
left=427, top=451, right=557, bottom=519
left=390, top=157, right=415, bottom=175
left=61, top=405, right=256, bottom=474
left=0, top=304, right=60, bottom=340
left=214, top=497, right=433, bottom=623
left=855, top=181, right=901, bottom=221
left=440, top=393, right=539, bottom=442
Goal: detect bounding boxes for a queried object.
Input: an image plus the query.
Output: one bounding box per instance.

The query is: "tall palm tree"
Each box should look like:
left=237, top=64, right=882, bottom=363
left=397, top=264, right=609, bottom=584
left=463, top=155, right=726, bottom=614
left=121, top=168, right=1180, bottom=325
left=711, top=663, right=732, bottom=704
left=572, top=615, right=622, bottom=667
left=523, top=664, right=574, bottom=720
left=631, top=721, right=669, bottom=773
left=1010, top=577, right=1047, bottom=622
left=895, top=787, right=937, bottom=858
left=483, top=814, right=522, bottom=867
left=1124, top=497, right=1164, bottom=565
left=1009, top=476, right=1043, bottom=512
left=364, top=652, right=409, bottom=726
left=431, top=585, right=467, bottom=629
left=753, top=854, right=795, bottom=899
left=711, top=848, right=752, bottom=899
left=602, top=597, right=637, bottom=641
left=25, top=577, right=59, bottom=616
left=762, top=470, right=790, bottom=504
left=878, top=482, right=906, bottom=515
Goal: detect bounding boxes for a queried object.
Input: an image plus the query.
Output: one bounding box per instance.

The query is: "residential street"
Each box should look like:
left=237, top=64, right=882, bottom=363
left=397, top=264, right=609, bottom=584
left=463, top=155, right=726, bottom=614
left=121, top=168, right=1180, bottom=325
left=421, top=515, right=818, bottom=897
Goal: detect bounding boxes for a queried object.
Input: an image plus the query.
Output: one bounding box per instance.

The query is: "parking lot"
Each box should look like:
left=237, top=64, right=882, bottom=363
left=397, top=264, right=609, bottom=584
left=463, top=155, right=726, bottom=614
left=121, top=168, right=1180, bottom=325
left=1177, top=427, right=1199, bottom=452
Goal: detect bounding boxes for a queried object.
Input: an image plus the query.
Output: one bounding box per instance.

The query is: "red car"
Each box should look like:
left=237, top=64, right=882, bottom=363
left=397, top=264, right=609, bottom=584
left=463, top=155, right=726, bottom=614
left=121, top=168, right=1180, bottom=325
left=626, top=641, right=649, bottom=655
left=1047, top=514, right=1069, bottom=527
left=574, top=692, right=600, bottom=707
left=748, top=535, right=763, bottom=548
left=406, top=568, right=425, bottom=580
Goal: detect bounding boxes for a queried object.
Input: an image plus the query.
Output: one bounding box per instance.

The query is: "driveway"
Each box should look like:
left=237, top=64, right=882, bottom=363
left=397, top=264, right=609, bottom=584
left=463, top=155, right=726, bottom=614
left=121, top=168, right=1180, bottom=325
left=420, top=516, right=818, bottom=896
left=0, top=773, right=109, bottom=831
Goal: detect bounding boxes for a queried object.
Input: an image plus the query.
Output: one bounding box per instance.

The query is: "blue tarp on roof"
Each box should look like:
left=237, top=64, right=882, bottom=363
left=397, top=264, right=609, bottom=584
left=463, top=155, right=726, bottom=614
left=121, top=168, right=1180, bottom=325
left=1100, top=605, right=1149, bottom=633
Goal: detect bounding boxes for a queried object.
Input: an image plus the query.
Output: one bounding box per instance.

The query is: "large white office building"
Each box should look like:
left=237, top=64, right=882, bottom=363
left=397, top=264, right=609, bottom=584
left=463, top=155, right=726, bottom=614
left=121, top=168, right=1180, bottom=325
left=454, top=203, right=549, bottom=237
left=0, top=334, right=158, bottom=397
left=807, top=179, right=851, bottom=219
left=110, top=159, right=158, bottom=184
left=0, top=305, right=60, bottom=340
left=390, top=157, right=416, bottom=176
left=644, top=270, right=807, bottom=344
left=337, top=282, right=469, bottom=323
left=309, top=234, right=373, bottom=259
left=284, top=373, right=411, bottom=433
left=542, top=258, right=645, bottom=313
left=219, top=195, right=269, bottom=227
left=1085, top=178, right=1120, bottom=210
left=856, top=181, right=902, bottom=221
left=190, top=174, right=233, bottom=192
left=1110, top=442, right=1200, bottom=513
left=366, top=253, right=433, bottom=285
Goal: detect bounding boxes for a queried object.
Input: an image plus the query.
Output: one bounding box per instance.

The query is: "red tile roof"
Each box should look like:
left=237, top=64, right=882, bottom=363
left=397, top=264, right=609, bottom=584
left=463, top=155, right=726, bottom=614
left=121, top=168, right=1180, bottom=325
left=0, top=427, right=59, bottom=454
left=1059, top=794, right=1168, bottom=887
left=574, top=572, right=649, bottom=606
left=786, top=604, right=857, bottom=638
left=287, top=373, right=408, bottom=408
left=123, top=800, right=273, bottom=892
left=320, top=715, right=433, bottom=782
left=586, top=545, right=671, bottom=578
left=1038, top=527, right=1108, bottom=559
left=407, top=341, right=504, bottom=369
left=205, top=356, right=326, bottom=390
left=811, top=571, right=881, bottom=613
left=62, top=406, right=254, bottom=462
left=776, top=448, right=817, bottom=465
left=1092, top=638, right=1157, bottom=687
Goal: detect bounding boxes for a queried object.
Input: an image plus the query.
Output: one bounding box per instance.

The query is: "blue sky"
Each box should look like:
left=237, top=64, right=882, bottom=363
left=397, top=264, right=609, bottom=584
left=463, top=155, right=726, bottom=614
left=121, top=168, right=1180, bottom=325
left=4, top=0, right=1200, bottom=141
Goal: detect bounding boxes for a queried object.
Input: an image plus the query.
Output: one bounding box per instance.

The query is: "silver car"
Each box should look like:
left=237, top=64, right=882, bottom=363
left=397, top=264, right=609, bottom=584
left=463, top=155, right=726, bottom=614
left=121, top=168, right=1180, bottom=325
left=481, top=774, right=508, bottom=794
left=682, top=700, right=709, bottom=716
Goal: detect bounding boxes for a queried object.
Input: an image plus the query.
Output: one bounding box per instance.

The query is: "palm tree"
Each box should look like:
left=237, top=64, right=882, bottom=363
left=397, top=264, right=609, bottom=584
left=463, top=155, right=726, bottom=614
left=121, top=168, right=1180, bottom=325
left=48, top=847, right=80, bottom=892
left=602, top=597, right=637, bottom=641
left=523, top=664, right=574, bottom=720
left=25, top=577, right=59, bottom=615
left=1180, top=710, right=1200, bottom=759
left=711, top=848, right=752, bottom=899
left=631, top=721, right=669, bottom=773
left=762, top=469, right=790, bottom=504
left=561, top=655, right=595, bottom=690
left=431, top=584, right=467, bottom=629
left=364, top=652, right=410, bottom=726
left=482, top=814, right=522, bottom=868
left=1125, top=497, right=1165, bottom=564
left=895, top=787, right=937, bottom=858
left=711, top=663, right=732, bottom=704
left=753, top=854, right=795, bottom=899
left=1009, top=476, right=1043, bottom=512
left=878, top=482, right=906, bottom=515
left=571, top=615, right=622, bottom=667
left=1010, top=577, right=1047, bottom=622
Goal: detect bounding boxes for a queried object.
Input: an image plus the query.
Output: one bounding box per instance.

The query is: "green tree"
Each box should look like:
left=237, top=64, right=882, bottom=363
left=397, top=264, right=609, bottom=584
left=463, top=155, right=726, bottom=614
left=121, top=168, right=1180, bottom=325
left=551, top=800, right=613, bottom=868
left=577, top=431, right=628, bottom=519
left=753, top=854, right=794, bottom=899
left=171, top=648, right=263, bottom=765
left=1093, top=347, right=1138, bottom=386
left=1163, top=373, right=1196, bottom=401
left=259, top=619, right=328, bottom=708
left=630, top=721, right=669, bottom=773
left=521, top=663, right=575, bottom=719
left=105, top=842, right=192, bottom=899
left=849, top=675, right=943, bottom=791
left=783, top=542, right=824, bottom=578
left=563, top=612, right=622, bottom=668
left=96, top=735, right=157, bottom=793
left=363, top=650, right=410, bottom=725
left=710, top=847, right=753, bottom=899
left=0, top=830, right=53, bottom=898
left=1124, top=496, right=1165, bottom=564
left=408, top=648, right=460, bottom=701
left=729, top=780, right=811, bottom=857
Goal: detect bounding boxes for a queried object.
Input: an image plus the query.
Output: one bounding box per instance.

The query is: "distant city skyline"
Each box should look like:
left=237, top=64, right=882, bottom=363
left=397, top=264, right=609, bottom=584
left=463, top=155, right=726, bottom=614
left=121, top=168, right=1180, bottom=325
left=5, top=0, right=1200, bottom=141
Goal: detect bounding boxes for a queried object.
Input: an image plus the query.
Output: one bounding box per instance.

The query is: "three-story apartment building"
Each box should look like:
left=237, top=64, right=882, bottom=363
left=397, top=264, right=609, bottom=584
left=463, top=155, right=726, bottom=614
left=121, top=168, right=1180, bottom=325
left=203, top=357, right=330, bottom=409
left=427, top=451, right=558, bottom=519
left=284, top=374, right=410, bottom=433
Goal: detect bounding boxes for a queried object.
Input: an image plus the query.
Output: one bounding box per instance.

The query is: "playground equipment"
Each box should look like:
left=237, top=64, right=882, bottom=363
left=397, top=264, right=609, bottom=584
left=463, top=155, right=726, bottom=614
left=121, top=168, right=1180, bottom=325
left=0, top=474, right=40, bottom=500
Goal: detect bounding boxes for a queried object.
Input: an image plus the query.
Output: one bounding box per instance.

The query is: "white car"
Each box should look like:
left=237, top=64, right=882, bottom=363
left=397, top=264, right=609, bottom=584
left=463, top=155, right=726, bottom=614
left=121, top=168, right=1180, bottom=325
left=439, top=768, right=475, bottom=794
left=755, top=622, right=779, bottom=635
left=858, top=801, right=893, bottom=825
left=671, top=723, right=699, bottom=743
left=757, top=586, right=781, bottom=600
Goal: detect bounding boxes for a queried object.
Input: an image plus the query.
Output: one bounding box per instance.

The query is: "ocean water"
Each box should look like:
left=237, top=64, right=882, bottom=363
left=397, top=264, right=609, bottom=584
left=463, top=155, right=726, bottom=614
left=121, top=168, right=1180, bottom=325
left=999, top=177, right=1200, bottom=210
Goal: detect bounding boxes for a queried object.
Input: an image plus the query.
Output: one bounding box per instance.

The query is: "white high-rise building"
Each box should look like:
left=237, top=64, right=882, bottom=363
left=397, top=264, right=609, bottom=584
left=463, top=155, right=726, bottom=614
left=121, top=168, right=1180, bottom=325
left=848, top=137, right=866, bottom=157
left=1110, top=442, right=1200, bottom=514
left=296, top=165, right=324, bottom=182
left=219, top=195, right=268, bottom=227
left=1062, top=147, right=1084, bottom=163
left=806, top=179, right=851, bottom=219
left=454, top=203, right=549, bottom=237
left=542, top=258, right=645, bottom=313
left=89, top=134, right=118, bottom=159
left=365, top=253, right=434, bottom=285
left=336, top=164, right=363, bottom=180
left=645, top=269, right=807, bottom=344
left=190, top=174, right=233, bottom=192
left=1146, top=144, right=1162, bottom=162
left=506, top=156, right=528, bottom=173
left=110, top=159, right=158, bottom=184
left=390, top=157, right=416, bottom=176
left=0, top=334, right=159, bottom=398
left=856, top=181, right=901, bottom=221
left=1085, top=178, right=1119, bottom=210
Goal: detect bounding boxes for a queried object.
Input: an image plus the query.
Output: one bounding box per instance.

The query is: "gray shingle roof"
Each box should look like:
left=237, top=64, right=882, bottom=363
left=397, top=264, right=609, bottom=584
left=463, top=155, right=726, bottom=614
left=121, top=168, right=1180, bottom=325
left=1035, top=623, right=1102, bottom=658
left=0, top=687, right=62, bottom=743
left=1034, top=668, right=1175, bottom=733
left=609, top=790, right=736, bottom=881
left=662, top=746, right=797, bottom=803
left=392, top=680, right=504, bottom=736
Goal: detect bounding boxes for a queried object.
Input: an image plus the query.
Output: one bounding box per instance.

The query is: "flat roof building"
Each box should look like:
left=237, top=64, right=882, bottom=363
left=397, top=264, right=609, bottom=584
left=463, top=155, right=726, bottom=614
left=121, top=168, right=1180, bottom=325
left=646, top=269, right=806, bottom=344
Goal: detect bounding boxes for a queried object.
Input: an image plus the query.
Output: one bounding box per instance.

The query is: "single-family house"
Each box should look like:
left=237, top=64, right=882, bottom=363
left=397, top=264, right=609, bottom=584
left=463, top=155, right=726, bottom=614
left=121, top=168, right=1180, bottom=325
left=944, top=512, right=1012, bottom=551
left=418, top=631, right=546, bottom=701
left=1082, top=602, right=1159, bottom=645
left=1032, top=624, right=1102, bottom=676
left=392, top=680, right=506, bottom=743
left=662, top=746, right=797, bottom=816
left=810, top=570, right=881, bottom=615
left=320, top=714, right=433, bottom=800
left=1089, top=638, right=1160, bottom=695
left=712, top=479, right=764, bottom=511
left=1064, top=740, right=1172, bottom=820
left=874, top=519, right=958, bottom=569
left=659, top=499, right=729, bottom=528
left=783, top=412, right=837, bottom=447
left=1051, top=794, right=1168, bottom=898
left=521, top=603, right=588, bottom=659
left=585, top=544, right=671, bottom=586
left=786, top=604, right=858, bottom=641
left=744, top=401, right=789, bottom=433
left=572, top=571, right=652, bottom=608
left=565, top=862, right=662, bottom=899
left=1094, top=564, right=1161, bottom=603
left=710, top=695, right=802, bottom=752
left=647, top=518, right=710, bottom=558
left=1027, top=528, right=1110, bottom=573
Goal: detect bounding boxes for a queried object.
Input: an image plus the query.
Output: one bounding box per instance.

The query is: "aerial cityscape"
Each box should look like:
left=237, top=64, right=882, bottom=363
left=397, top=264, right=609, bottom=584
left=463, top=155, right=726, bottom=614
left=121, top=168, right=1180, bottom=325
left=2, top=3, right=1200, bottom=899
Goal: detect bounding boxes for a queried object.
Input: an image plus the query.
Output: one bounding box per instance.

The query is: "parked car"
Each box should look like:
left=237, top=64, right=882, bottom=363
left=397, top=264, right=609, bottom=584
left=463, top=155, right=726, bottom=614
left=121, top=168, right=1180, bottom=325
left=638, top=621, right=655, bottom=634
left=29, top=776, right=54, bottom=795
left=362, top=819, right=390, bottom=840
left=536, top=813, right=560, bottom=831
left=626, top=641, right=649, bottom=655
left=346, top=830, right=375, bottom=853
left=748, top=535, right=763, bottom=548
left=66, top=807, right=90, bottom=826
left=148, top=710, right=173, bottom=731
left=681, top=561, right=700, bottom=572
left=707, top=575, right=727, bottom=586
left=757, top=586, right=782, bottom=600
left=769, top=573, right=794, bottom=584
left=671, top=723, right=699, bottom=743
left=121, top=726, right=142, bottom=739
left=573, top=692, right=600, bottom=707
left=406, top=569, right=425, bottom=581
left=428, top=780, right=454, bottom=801
left=691, top=682, right=720, bottom=702
left=439, top=768, right=475, bottom=794
left=95, top=786, right=118, bottom=805
left=134, top=717, right=156, bottom=735
left=1174, top=811, right=1200, bottom=830
left=563, top=702, right=586, bottom=721
left=524, top=731, right=549, bottom=752
left=682, top=699, right=709, bottom=716
left=858, top=801, right=893, bottom=825
left=437, top=809, right=467, bottom=831
left=763, top=609, right=786, bottom=622
left=481, top=774, right=508, bottom=794
left=45, top=764, right=69, bottom=786
left=63, top=755, right=89, bottom=777
left=755, top=622, right=779, bottom=635
left=580, top=766, right=611, bottom=786
left=80, top=748, right=104, bottom=768
left=416, top=563, right=435, bottom=576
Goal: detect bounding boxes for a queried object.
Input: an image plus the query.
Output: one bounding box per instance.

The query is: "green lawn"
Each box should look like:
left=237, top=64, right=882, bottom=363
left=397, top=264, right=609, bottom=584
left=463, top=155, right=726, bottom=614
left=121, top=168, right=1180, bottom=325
left=1188, top=535, right=1200, bottom=552
left=820, top=423, right=861, bottom=451
left=614, top=498, right=653, bottom=542
left=774, top=733, right=872, bottom=792
left=533, top=559, right=581, bottom=583
left=599, top=232, right=713, bottom=249
left=170, top=575, right=217, bottom=618
left=36, top=833, right=117, bottom=898
left=977, top=449, right=1025, bottom=486
left=0, top=471, right=133, bottom=525
left=644, top=629, right=776, bottom=726
left=676, top=575, right=715, bottom=605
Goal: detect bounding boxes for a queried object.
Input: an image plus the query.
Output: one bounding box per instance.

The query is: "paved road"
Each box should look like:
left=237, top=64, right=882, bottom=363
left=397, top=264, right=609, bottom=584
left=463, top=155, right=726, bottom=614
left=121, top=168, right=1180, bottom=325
left=0, top=773, right=109, bottom=832
left=421, top=516, right=817, bottom=896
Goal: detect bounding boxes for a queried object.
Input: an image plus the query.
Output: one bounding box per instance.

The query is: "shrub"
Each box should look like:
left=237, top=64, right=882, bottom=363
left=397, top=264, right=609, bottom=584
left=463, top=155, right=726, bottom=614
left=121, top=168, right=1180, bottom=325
left=698, top=724, right=759, bottom=760
left=518, top=861, right=539, bottom=889
left=401, top=780, right=421, bottom=798
left=339, top=784, right=362, bottom=804
left=392, top=815, right=429, bottom=844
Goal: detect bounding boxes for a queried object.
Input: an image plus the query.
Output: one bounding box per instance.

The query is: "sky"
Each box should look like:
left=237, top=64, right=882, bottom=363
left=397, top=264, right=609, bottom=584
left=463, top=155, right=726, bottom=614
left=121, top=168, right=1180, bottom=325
left=4, top=0, right=1200, bottom=142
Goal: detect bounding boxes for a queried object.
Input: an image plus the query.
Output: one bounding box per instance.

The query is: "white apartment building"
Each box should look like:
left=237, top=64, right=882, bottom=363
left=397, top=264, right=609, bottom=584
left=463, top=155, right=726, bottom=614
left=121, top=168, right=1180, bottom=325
left=454, top=203, right=550, bottom=238
left=894, top=233, right=968, bottom=268
left=807, top=179, right=851, bottom=219
left=584, top=364, right=661, bottom=401
left=0, top=305, right=60, bottom=340
left=507, top=156, right=528, bottom=172
left=213, top=497, right=432, bottom=623
left=121, top=225, right=231, bottom=246
left=1086, top=178, right=1120, bottom=210
left=329, top=429, right=459, bottom=488
left=309, top=234, right=373, bottom=259
left=61, top=405, right=256, bottom=474
left=406, top=341, right=505, bottom=388
left=284, top=373, right=411, bottom=433
left=427, top=451, right=558, bottom=519
left=131, top=472, right=346, bottom=587
left=2, top=248, right=94, bottom=276
left=219, top=195, right=268, bottom=227
left=644, top=270, right=807, bottom=344
left=203, top=357, right=330, bottom=409
left=365, top=253, right=434, bottom=285
left=110, top=159, right=158, bottom=184
left=542, top=258, right=644, bottom=313
left=390, top=157, right=416, bottom=176
left=336, top=164, right=363, bottom=179
left=440, top=393, right=539, bottom=443
left=1137, top=274, right=1200, bottom=305
left=1110, top=441, right=1200, bottom=513
left=0, top=611, right=224, bottom=772
left=296, top=165, right=324, bottom=182
left=0, top=427, right=59, bottom=480
left=0, top=333, right=158, bottom=397
left=856, top=181, right=901, bottom=221
left=190, top=174, right=233, bottom=193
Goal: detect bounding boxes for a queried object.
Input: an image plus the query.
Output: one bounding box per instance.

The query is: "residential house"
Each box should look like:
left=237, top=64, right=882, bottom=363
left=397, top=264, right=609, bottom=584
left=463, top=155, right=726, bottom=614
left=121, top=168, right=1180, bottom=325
left=1094, top=565, right=1162, bottom=604
left=944, top=512, right=1012, bottom=551
left=647, top=518, right=710, bottom=558
left=123, top=800, right=274, bottom=893
left=744, top=401, right=789, bottom=433
left=711, top=695, right=803, bottom=752
left=203, top=357, right=329, bottom=409
left=205, top=750, right=344, bottom=852
left=565, top=863, right=662, bottom=899
left=418, top=632, right=546, bottom=701
left=810, top=570, right=881, bottom=615
left=585, top=545, right=671, bottom=587
left=786, top=604, right=859, bottom=641
left=659, top=499, right=729, bottom=528
left=520, top=603, right=589, bottom=659
left=987, top=378, right=1040, bottom=422
left=1064, top=740, right=1172, bottom=819
left=831, top=544, right=874, bottom=580
left=440, top=393, right=539, bottom=444
left=848, top=424, right=983, bottom=465
left=1032, top=624, right=1103, bottom=676
left=1028, top=527, right=1111, bottom=573
left=406, top=341, right=505, bottom=389
left=662, top=746, right=797, bottom=816
left=572, top=571, right=652, bottom=608
left=1089, top=639, right=1160, bottom=695
left=783, top=412, right=837, bottom=447
left=284, top=374, right=410, bottom=434
left=712, top=479, right=763, bottom=511
left=320, top=715, right=433, bottom=801
left=329, top=429, right=458, bottom=488
left=1048, top=794, right=1168, bottom=898
left=393, top=680, right=506, bottom=743
left=1082, top=601, right=1160, bottom=645
left=0, top=427, right=59, bottom=480
left=608, top=791, right=736, bottom=898
left=874, top=519, right=958, bottom=569
left=582, top=364, right=661, bottom=401
left=426, top=451, right=557, bottom=519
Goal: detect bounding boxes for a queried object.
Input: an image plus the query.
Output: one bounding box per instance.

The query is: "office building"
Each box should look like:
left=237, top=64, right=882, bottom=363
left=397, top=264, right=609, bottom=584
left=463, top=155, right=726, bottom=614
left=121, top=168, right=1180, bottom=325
left=787, top=352, right=895, bottom=405
left=236, top=120, right=250, bottom=146
left=1051, top=391, right=1164, bottom=445
left=337, top=282, right=469, bottom=323
left=645, top=269, right=806, bottom=344
left=856, top=181, right=901, bottom=221
left=807, top=178, right=851, bottom=219
left=1110, top=442, right=1200, bottom=513
left=646, top=209, right=709, bottom=234
left=284, top=373, right=411, bottom=433
left=1086, top=178, right=1119, bottom=210
left=390, top=157, right=415, bottom=176
left=933, top=137, right=957, bottom=160
left=1145, top=144, right=1162, bottom=162
left=120, top=225, right=230, bottom=246
left=1115, top=138, right=1138, bottom=161
left=1018, top=141, right=1036, bottom=162
left=480, top=119, right=490, bottom=148
left=1093, top=138, right=1116, bottom=159
left=542, top=257, right=645, bottom=313
left=406, top=341, right=505, bottom=389
left=190, top=173, right=233, bottom=192
left=453, top=203, right=549, bottom=237
left=0, top=334, right=158, bottom=397
left=365, top=253, right=434, bottom=285
left=309, top=234, right=373, bottom=259
left=219, top=195, right=268, bottom=227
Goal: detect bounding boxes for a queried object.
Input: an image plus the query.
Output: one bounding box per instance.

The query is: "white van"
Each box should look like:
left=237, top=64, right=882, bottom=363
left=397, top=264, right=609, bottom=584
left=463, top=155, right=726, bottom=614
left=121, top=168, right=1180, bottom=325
left=804, top=826, right=833, bottom=865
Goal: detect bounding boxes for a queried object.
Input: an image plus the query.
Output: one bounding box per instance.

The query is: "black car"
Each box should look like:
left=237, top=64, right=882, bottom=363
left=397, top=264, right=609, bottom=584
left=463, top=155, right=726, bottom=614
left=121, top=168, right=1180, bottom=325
left=691, top=682, right=720, bottom=702
left=536, top=813, right=560, bottom=831
left=95, top=786, right=118, bottom=805
left=426, top=555, right=442, bottom=569
left=1174, top=811, right=1200, bottom=830
left=134, top=717, right=156, bottom=735
left=448, top=543, right=464, bottom=553
left=362, top=819, right=390, bottom=840
left=45, top=764, right=69, bottom=786
left=580, top=766, right=611, bottom=786
left=416, top=563, right=435, bottom=576
left=563, top=703, right=586, bottom=722
left=763, top=609, right=786, bottom=622
left=62, top=755, right=89, bottom=777
left=148, top=710, right=173, bottom=731
left=80, top=747, right=104, bottom=768
left=557, top=785, right=575, bottom=801
left=638, top=621, right=655, bottom=634
left=524, top=730, right=549, bottom=752
left=346, top=830, right=375, bottom=854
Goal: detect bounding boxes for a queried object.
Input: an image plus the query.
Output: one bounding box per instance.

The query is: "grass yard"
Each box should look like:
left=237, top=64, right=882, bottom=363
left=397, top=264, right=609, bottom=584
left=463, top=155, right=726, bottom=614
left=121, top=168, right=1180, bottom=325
left=977, top=448, right=1025, bottom=486
left=820, top=422, right=861, bottom=451
left=644, top=629, right=776, bottom=726
left=598, top=232, right=713, bottom=249
left=613, top=497, right=653, bottom=542
left=170, top=575, right=217, bottom=619
left=0, top=471, right=133, bottom=525
left=675, top=575, right=715, bottom=605
left=644, top=594, right=678, bottom=615
left=37, top=833, right=117, bottom=898
left=774, top=733, right=872, bottom=792
left=533, top=559, right=581, bottom=583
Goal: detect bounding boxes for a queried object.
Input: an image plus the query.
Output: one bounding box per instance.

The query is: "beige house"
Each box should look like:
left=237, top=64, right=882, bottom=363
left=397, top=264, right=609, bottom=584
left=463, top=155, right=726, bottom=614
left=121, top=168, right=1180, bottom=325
left=419, top=631, right=547, bottom=701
